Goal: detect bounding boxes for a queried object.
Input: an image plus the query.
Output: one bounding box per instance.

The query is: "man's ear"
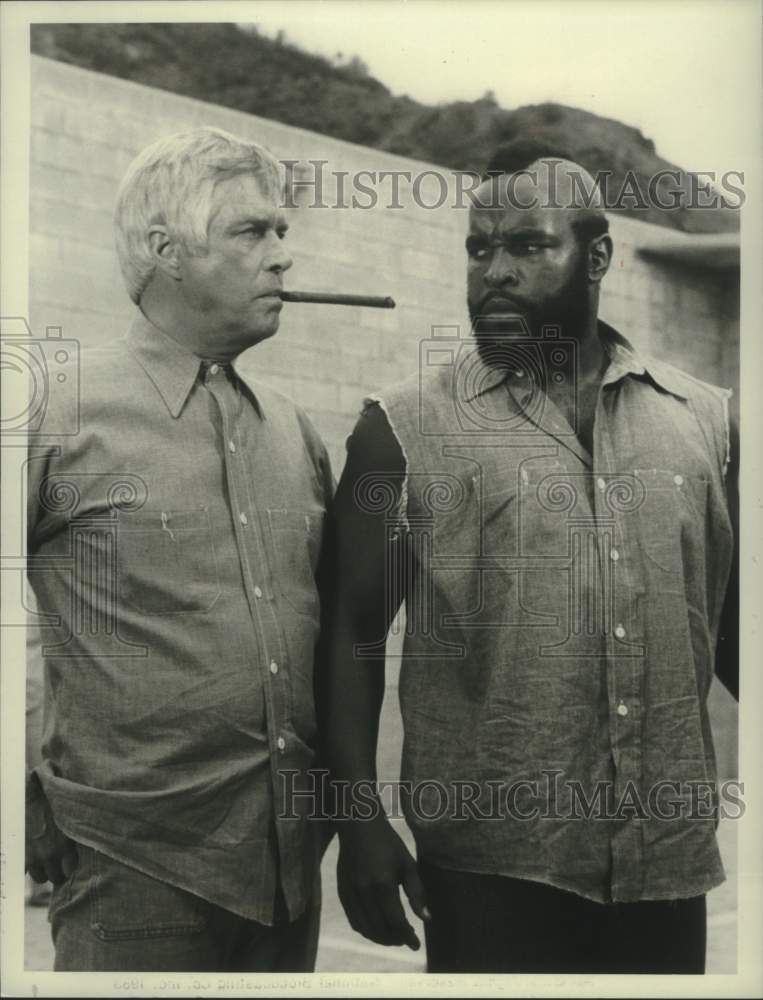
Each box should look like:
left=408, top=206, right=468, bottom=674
left=588, top=233, right=612, bottom=284
left=148, top=224, right=182, bottom=281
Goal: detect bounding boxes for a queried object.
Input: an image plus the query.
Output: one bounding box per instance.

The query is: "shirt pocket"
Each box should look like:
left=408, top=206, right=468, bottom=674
left=267, top=507, right=323, bottom=617
left=633, top=468, right=708, bottom=575
left=117, top=508, right=221, bottom=615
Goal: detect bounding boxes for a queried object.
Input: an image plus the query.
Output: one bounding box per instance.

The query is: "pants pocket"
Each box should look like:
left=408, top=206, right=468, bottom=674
left=90, top=850, right=206, bottom=941
left=47, top=840, right=81, bottom=919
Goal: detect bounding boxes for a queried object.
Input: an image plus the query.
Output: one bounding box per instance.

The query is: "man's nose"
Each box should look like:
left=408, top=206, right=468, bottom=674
left=264, top=234, right=293, bottom=273
left=484, top=247, right=518, bottom=287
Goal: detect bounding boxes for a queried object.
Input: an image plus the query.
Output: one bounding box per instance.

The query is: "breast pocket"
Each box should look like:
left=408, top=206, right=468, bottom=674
left=117, top=508, right=221, bottom=615
left=267, top=507, right=324, bottom=617
left=633, top=469, right=709, bottom=575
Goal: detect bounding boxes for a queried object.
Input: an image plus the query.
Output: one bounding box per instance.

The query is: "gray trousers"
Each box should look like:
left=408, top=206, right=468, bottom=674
left=50, top=843, right=320, bottom=972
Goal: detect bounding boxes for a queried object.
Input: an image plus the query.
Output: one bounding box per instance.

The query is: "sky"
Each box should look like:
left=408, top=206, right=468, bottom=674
left=244, top=0, right=760, bottom=179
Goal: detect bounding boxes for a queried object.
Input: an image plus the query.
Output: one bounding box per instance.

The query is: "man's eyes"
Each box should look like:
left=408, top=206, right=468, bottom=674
left=238, top=226, right=288, bottom=239
left=466, top=240, right=544, bottom=260
left=469, top=247, right=491, bottom=261
left=466, top=240, right=491, bottom=260
left=515, top=242, right=542, bottom=256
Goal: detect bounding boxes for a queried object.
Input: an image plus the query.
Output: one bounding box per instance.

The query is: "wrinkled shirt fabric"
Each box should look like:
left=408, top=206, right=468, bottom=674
left=364, top=322, right=733, bottom=903
left=27, top=312, right=333, bottom=924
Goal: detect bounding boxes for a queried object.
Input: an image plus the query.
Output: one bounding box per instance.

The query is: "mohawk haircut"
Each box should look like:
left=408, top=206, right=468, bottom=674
left=482, top=138, right=609, bottom=246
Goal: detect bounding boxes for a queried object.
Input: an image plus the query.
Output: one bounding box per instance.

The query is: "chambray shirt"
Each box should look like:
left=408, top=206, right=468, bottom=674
left=350, top=322, right=735, bottom=903
left=26, top=312, right=333, bottom=924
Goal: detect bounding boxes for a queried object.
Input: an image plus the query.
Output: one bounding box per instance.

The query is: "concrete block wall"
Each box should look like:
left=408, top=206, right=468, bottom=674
left=600, top=221, right=739, bottom=399
left=29, top=56, right=468, bottom=475
left=29, top=56, right=738, bottom=777
left=30, top=57, right=738, bottom=472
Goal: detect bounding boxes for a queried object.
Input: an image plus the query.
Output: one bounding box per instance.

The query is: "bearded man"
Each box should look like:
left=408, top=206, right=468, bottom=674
left=323, top=143, right=738, bottom=973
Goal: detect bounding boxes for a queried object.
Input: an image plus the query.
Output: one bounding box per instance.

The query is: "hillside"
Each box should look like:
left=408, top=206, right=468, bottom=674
left=31, top=21, right=738, bottom=233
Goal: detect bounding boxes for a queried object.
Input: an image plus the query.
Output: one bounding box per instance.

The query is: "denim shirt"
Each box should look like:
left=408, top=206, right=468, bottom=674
left=26, top=312, right=333, bottom=924
left=365, top=322, right=734, bottom=903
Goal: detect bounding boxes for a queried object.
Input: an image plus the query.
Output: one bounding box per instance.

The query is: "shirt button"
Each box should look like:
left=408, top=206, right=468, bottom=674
left=209, top=363, right=219, bottom=375
left=254, top=585, right=263, bottom=599
left=614, top=624, right=626, bottom=639
left=617, top=702, right=629, bottom=717
left=229, top=440, right=236, bottom=453
left=596, top=477, right=606, bottom=491
left=239, top=511, right=248, bottom=526
left=270, top=660, right=279, bottom=675
left=277, top=736, right=286, bottom=751
left=610, top=548, right=620, bottom=562
left=515, top=369, right=524, bottom=378
left=673, top=474, right=684, bottom=486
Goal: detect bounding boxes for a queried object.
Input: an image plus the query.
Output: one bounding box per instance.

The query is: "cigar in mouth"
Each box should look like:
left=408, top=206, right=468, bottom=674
left=279, top=291, right=396, bottom=309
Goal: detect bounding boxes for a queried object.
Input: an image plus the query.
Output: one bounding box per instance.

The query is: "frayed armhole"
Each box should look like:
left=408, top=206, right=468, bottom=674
left=721, top=387, right=732, bottom=479
left=364, top=393, right=409, bottom=534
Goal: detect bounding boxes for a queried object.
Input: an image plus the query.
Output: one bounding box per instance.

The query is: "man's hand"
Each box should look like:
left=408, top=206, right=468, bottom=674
left=327, top=409, right=429, bottom=949
left=337, top=816, right=431, bottom=950
left=25, top=780, right=78, bottom=885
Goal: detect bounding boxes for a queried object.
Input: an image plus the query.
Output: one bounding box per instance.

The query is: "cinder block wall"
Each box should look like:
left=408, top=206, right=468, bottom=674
left=30, top=57, right=739, bottom=465
left=29, top=56, right=738, bottom=777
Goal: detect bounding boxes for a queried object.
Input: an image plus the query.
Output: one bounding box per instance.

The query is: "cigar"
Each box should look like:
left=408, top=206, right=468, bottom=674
left=279, top=291, right=396, bottom=309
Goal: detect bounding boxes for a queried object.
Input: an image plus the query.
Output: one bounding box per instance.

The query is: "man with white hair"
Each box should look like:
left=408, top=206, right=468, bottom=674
left=325, top=141, right=738, bottom=973
left=25, top=127, right=333, bottom=971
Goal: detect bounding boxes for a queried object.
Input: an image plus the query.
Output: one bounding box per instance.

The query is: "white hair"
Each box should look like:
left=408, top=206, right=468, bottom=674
left=114, top=126, right=282, bottom=304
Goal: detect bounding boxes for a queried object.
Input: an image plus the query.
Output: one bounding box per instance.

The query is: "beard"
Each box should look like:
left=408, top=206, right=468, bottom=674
left=469, top=252, right=591, bottom=371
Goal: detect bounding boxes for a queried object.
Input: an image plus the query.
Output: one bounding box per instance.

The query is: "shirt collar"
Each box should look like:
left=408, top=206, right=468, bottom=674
left=598, top=321, right=688, bottom=399
left=125, top=312, right=265, bottom=418
left=459, top=346, right=511, bottom=403
left=461, top=320, right=688, bottom=404
left=126, top=312, right=203, bottom=418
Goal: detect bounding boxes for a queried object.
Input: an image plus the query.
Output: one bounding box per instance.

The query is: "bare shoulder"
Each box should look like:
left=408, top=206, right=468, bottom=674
left=346, top=402, right=405, bottom=476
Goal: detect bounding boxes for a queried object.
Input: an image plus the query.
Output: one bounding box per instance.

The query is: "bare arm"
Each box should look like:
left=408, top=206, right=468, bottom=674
left=324, top=404, right=429, bottom=949
left=715, top=414, right=739, bottom=700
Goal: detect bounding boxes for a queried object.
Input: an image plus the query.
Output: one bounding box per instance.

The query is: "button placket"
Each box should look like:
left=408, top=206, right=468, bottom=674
left=205, top=367, right=298, bottom=829
left=594, top=421, right=627, bottom=746
left=207, top=369, right=278, bottom=667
